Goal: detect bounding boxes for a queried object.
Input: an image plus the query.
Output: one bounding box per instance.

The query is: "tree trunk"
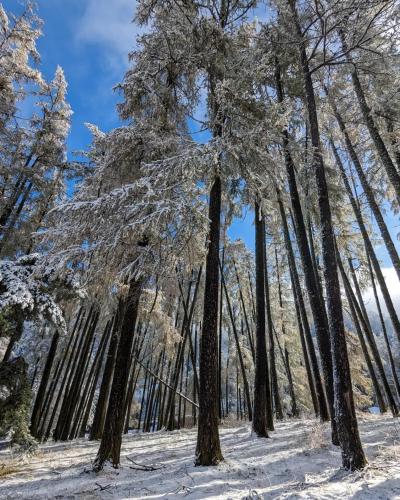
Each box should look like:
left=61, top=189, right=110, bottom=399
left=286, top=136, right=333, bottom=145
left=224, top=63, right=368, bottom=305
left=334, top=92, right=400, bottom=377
left=328, top=99, right=400, bottom=282
left=330, top=139, right=400, bottom=344
left=93, top=277, right=143, bottom=470
left=278, top=191, right=327, bottom=419
left=30, top=331, right=59, bottom=437
left=219, top=259, right=253, bottom=421
left=58, top=309, right=99, bottom=441
left=341, top=37, right=400, bottom=207
left=79, top=323, right=112, bottom=438
left=274, top=57, right=334, bottom=431
left=252, top=201, right=271, bottom=437
left=367, top=253, right=400, bottom=402
left=346, top=257, right=398, bottom=415
left=285, top=348, right=299, bottom=418
left=218, top=248, right=225, bottom=419
left=195, top=175, right=224, bottom=466
left=264, top=221, right=283, bottom=420
left=70, top=320, right=112, bottom=439
left=44, top=309, right=86, bottom=440
left=337, top=253, right=387, bottom=413
left=289, top=0, right=366, bottom=469
left=233, top=258, right=255, bottom=362
left=90, top=315, right=119, bottom=440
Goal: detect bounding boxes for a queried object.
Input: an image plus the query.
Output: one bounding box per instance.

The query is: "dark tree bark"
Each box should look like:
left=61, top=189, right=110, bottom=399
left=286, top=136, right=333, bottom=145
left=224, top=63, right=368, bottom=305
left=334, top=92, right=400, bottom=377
left=37, top=357, right=61, bottom=438
left=278, top=192, right=328, bottom=419
left=178, top=277, right=200, bottom=400
left=138, top=361, right=150, bottom=431
left=54, top=306, right=95, bottom=440
left=218, top=248, right=225, bottom=419
left=0, top=181, right=33, bottom=255
left=90, top=315, right=119, bottom=440
left=44, top=309, right=86, bottom=440
left=30, top=331, right=60, bottom=438
left=274, top=57, right=335, bottom=433
left=38, top=309, right=85, bottom=433
left=93, top=277, right=143, bottom=470
left=289, top=260, right=319, bottom=416
left=288, top=0, right=366, bottom=469
left=195, top=175, right=224, bottom=466
left=285, top=347, right=299, bottom=418
left=263, top=220, right=283, bottom=420
left=252, top=201, right=271, bottom=438
left=193, top=325, right=198, bottom=425
left=225, top=353, right=229, bottom=417
left=0, top=175, right=26, bottom=232
left=144, top=355, right=161, bottom=432
left=78, top=323, right=112, bottom=438
left=58, top=309, right=99, bottom=441
left=70, top=320, right=112, bottom=439
left=158, top=360, right=171, bottom=430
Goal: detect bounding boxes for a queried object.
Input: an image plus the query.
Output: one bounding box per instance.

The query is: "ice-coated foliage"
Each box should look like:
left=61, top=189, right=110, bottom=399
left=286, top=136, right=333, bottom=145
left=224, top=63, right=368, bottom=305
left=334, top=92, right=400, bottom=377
left=0, top=253, right=81, bottom=331
left=0, top=3, right=74, bottom=258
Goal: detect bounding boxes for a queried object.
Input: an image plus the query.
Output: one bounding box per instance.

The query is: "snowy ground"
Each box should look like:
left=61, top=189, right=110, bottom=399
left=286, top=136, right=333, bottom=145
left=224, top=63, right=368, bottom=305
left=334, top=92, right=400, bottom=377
left=1, top=414, right=400, bottom=499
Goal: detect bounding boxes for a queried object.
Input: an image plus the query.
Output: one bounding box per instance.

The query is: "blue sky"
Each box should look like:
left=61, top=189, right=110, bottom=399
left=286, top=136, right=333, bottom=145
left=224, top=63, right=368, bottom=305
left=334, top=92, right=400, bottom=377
left=4, top=0, right=255, bottom=248
left=4, top=0, right=399, bottom=268
left=5, top=0, right=137, bottom=154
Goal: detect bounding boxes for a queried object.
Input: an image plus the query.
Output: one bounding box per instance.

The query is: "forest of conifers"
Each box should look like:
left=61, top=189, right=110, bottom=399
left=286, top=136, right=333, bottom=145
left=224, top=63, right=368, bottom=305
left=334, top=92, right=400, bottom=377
left=1, top=0, right=400, bottom=497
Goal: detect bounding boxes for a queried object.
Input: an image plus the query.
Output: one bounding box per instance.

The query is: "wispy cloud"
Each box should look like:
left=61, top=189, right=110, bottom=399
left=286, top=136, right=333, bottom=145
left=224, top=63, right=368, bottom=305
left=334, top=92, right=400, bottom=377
left=76, top=0, right=141, bottom=68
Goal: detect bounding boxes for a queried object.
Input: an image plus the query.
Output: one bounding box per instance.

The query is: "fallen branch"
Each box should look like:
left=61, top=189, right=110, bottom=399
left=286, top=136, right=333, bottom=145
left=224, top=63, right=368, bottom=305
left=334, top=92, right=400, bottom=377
left=95, top=482, right=112, bottom=492
left=126, top=456, right=164, bottom=471
left=133, top=357, right=199, bottom=408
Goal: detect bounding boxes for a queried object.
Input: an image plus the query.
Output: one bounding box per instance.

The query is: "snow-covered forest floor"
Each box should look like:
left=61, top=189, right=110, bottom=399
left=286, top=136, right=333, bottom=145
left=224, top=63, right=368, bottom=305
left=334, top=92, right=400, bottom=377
left=1, top=414, right=400, bottom=499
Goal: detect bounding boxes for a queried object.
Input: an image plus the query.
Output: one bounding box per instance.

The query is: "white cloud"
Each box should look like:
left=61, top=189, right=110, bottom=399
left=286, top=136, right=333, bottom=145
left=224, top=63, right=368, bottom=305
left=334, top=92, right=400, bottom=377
left=362, top=266, right=400, bottom=319
left=76, top=0, right=141, bottom=66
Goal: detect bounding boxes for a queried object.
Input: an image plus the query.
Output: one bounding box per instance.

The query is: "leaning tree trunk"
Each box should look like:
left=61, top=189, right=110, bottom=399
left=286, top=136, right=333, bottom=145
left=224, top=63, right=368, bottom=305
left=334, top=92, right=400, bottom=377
left=195, top=175, right=223, bottom=466
left=275, top=249, right=299, bottom=418
left=330, top=139, right=400, bottom=345
left=252, top=201, right=271, bottom=438
left=337, top=253, right=387, bottom=413
left=288, top=0, right=366, bottom=470
left=277, top=191, right=328, bottom=419
left=346, top=257, right=398, bottom=416
left=328, top=98, right=400, bottom=282
left=340, top=32, right=400, bottom=208
left=274, top=57, right=334, bottom=429
left=219, top=259, right=252, bottom=421
left=233, top=258, right=255, bottom=362
left=93, top=278, right=143, bottom=470
left=289, top=261, right=319, bottom=416
left=367, top=253, right=400, bottom=402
